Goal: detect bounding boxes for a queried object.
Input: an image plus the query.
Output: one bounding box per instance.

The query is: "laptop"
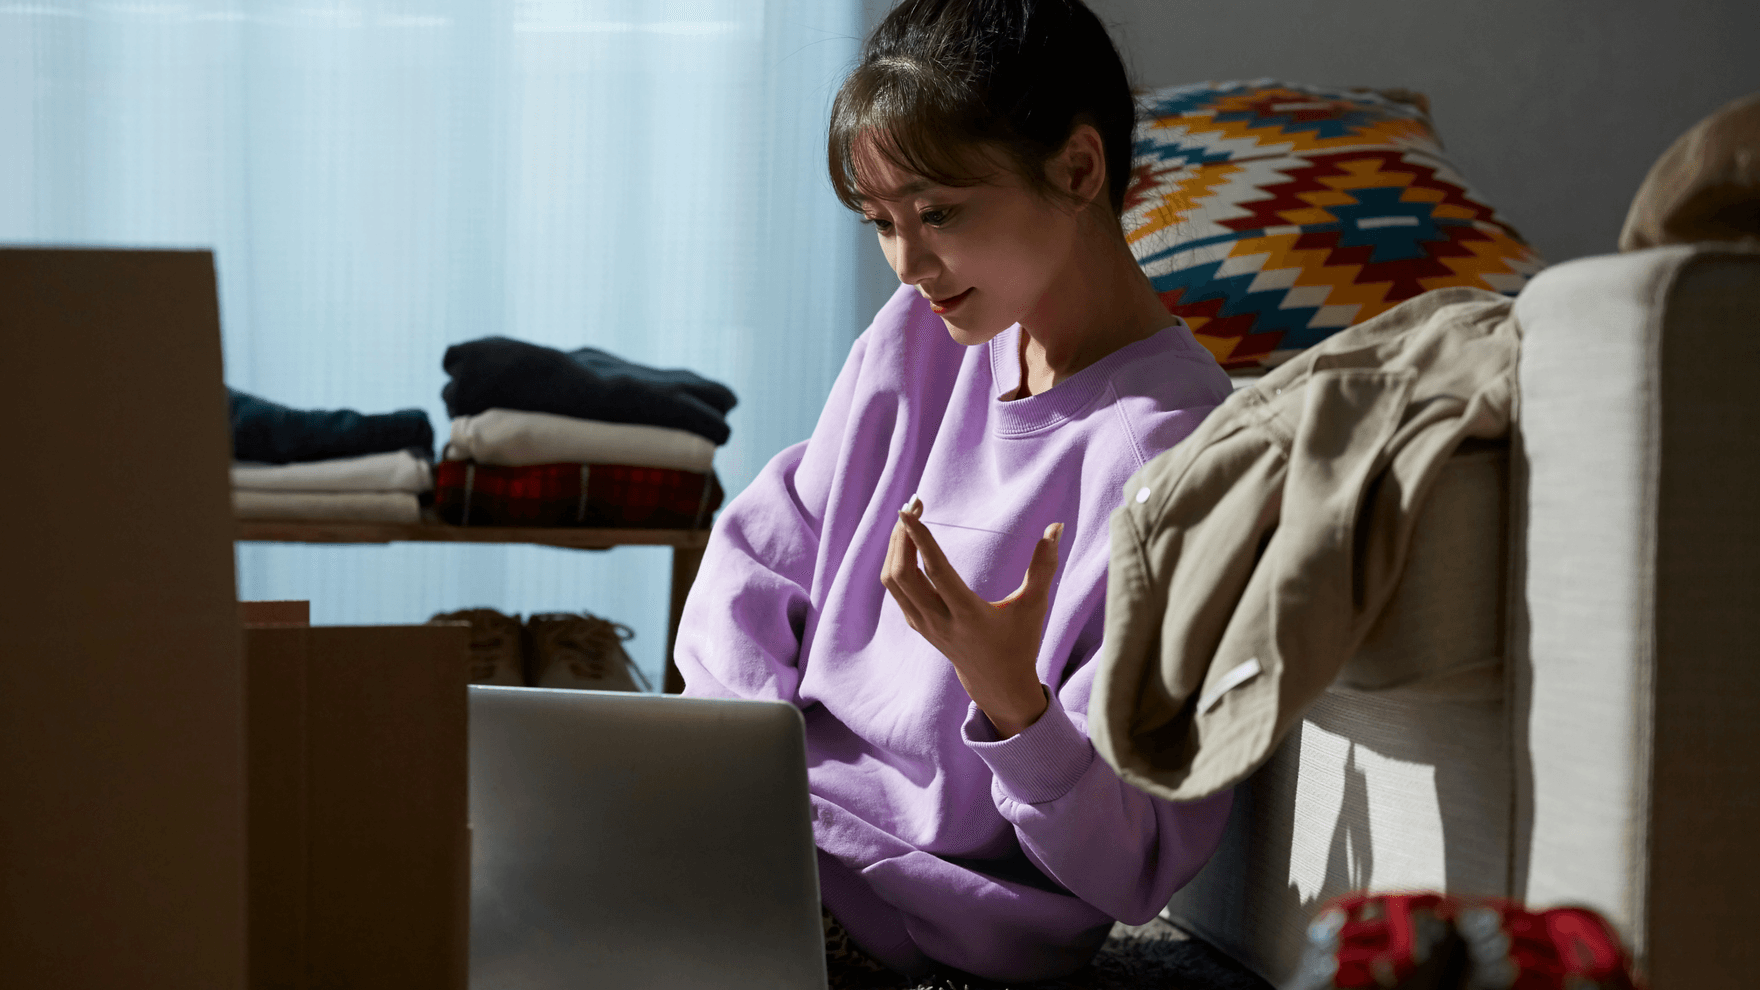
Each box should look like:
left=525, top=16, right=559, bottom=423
left=467, top=686, right=829, bottom=990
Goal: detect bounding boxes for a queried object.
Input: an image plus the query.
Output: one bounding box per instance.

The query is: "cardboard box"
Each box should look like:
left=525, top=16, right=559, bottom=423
left=2, top=246, right=471, bottom=989
left=243, top=621, right=471, bottom=990
left=2, top=248, right=246, bottom=988
left=241, top=600, right=312, bottom=626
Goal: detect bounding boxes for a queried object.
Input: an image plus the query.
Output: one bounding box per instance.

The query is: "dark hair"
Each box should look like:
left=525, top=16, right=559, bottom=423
left=828, top=0, right=1137, bottom=218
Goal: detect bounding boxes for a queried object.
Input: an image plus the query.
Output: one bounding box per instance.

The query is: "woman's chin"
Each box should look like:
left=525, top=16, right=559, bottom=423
left=939, top=314, right=1010, bottom=348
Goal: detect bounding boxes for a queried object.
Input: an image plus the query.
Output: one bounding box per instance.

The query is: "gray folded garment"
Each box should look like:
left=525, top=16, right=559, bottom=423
left=232, top=490, right=422, bottom=524
left=231, top=449, right=433, bottom=493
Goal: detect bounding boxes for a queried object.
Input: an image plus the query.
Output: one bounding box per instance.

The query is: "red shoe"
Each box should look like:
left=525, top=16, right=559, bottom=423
left=1284, top=894, right=1639, bottom=990
left=1456, top=901, right=1638, bottom=990
left=1285, top=892, right=1467, bottom=989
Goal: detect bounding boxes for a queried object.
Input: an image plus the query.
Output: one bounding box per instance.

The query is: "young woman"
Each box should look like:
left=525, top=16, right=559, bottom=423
left=676, top=0, right=1234, bottom=981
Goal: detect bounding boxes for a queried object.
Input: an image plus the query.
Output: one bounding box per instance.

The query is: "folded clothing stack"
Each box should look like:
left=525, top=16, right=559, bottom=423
left=436, top=339, right=734, bottom=529
left=228, top=389, right=435, bottom=524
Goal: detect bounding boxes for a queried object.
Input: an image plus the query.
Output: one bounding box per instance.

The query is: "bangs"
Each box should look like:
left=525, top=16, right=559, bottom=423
left=831, top=0, right=1137, bottom=219
left=828, top=59, right=1006, bottom=212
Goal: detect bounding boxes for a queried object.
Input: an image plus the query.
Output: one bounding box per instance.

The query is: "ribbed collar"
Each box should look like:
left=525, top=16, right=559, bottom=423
left=987, top=321, right=1189, bottom=436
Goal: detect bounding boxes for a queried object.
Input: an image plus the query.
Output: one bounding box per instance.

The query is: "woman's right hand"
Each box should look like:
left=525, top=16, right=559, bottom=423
left=881, top=495, right=1062, bottom=738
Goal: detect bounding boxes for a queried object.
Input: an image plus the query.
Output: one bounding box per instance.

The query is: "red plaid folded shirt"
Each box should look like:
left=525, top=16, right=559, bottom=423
left=435, top=460, right=722, bottom=529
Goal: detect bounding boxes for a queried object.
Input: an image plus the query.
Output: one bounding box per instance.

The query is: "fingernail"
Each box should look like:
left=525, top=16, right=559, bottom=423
left=1045, top=522, right=1064, bottom=542
left=902, top=493, right=922, bottom=515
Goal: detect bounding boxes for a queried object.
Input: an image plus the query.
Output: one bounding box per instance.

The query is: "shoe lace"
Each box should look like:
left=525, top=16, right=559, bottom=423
left=537, top=613, right=650, bottom=691
left=467, top=615, right=519, bottom=653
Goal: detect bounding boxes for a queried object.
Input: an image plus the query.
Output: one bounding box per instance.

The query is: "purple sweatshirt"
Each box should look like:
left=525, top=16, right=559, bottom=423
left=677, top=285, right=1235, bottom=981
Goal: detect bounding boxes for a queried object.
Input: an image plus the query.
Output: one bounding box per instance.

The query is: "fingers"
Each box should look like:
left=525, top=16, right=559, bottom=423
left=884, top=533, right=930, bottom=632
left=1032, top=522, right=1064, bottom=585
left=884, top=494, right=1064, bottom=625
left=997, top=522, right=1063, bottom=609
left=881, top=498, right=947, bottom=629
left=894, top=500, right=975, bottom=605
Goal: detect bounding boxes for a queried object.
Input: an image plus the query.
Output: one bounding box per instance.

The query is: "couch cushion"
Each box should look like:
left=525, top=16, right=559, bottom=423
left=1341, top=442, right=1507, bottom=698
left=1164, top=686, right=1512, bottom=985
left=1159, top=444, right=1510, bottom=983
left=1124, top=80, right=1546, bottom=372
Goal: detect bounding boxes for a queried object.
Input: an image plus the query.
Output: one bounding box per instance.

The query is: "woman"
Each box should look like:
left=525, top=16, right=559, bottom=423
left=676, top=0, right=1235, bottom=981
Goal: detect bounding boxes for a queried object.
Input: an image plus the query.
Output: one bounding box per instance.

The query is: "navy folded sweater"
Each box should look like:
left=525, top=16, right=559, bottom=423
left=441, top=337, right=737, bottom=446
left=228, top=388, right=435, bottom=464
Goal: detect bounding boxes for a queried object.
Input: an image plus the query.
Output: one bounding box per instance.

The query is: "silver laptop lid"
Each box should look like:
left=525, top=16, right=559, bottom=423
left=468, top=687, right=826, bottom=990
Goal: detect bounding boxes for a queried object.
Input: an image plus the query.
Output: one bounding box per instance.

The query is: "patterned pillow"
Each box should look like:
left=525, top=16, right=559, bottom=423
left=1123, top=80, right=1546, bottom=372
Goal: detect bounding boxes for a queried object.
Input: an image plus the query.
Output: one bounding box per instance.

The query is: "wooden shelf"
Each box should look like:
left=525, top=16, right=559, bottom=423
left=234, top=515, right=711, bottom=693
left=235, top=518, right=711, bottom=552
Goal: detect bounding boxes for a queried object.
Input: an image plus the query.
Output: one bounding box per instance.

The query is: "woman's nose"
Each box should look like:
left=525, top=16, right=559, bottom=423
left=888, top=231, right=936, bottom=285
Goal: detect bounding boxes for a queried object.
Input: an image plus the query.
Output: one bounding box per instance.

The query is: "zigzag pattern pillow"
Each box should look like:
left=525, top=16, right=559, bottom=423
left=1124, top=80, right=1546, bottom=372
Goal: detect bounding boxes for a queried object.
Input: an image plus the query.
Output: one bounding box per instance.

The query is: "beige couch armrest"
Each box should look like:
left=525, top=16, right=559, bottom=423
left=1512, top=243, right=1760, bottom=986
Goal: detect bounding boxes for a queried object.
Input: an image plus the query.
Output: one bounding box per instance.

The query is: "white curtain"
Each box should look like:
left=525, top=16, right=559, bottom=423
left=0, top=0, right=873, bottom=688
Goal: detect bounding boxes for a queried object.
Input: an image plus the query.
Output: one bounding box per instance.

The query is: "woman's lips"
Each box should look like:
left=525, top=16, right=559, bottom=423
left=929, top=288, right=972, bottom=315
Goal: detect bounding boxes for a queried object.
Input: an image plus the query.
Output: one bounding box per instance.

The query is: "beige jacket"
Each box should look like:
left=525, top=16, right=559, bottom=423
left=1090, top=287, right=1519, bottom=801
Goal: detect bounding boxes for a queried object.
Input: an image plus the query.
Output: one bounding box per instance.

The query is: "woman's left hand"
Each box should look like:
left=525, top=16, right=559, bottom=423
left=881, top=495, right=1063, bottom=739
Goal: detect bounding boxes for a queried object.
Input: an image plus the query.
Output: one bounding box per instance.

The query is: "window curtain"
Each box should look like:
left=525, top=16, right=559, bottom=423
left=0, top=0, right=871, bottom=688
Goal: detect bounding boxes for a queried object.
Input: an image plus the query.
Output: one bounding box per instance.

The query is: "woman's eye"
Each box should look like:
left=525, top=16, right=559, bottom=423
left=864, top=216, right=894, bottom=233
left=920, top=209, right=950, bottom=226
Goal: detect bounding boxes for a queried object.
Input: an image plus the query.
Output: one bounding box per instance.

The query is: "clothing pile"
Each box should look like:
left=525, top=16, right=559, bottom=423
left=227, top=388, right=435, bottom=524
left=436, top=337, right=732, bottom=529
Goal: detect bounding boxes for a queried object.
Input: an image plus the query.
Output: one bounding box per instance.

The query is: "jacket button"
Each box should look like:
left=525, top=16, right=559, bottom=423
left=1135, top=486, right=1151, bottom=504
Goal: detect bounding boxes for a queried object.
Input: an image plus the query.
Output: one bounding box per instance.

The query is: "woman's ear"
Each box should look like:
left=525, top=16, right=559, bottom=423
left=1052, top=123, right=1108, bottom=209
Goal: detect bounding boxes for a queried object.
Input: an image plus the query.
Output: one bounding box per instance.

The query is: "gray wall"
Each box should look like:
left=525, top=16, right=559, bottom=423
left=853, top=0, right=1758, bottom=270
left=1086, top=0, right=1760, bottom=265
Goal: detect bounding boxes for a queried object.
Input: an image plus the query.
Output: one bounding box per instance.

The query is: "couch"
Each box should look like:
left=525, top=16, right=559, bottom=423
left=1159, top=241, right=1760, bottom=989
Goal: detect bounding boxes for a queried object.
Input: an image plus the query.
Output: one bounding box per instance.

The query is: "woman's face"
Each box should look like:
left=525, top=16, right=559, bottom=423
left=857, top=141, right=1081, bottom=346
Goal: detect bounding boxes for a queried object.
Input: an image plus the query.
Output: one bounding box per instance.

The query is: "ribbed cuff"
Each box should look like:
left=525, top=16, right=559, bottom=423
left=961, top=687, right=1095, bottom=806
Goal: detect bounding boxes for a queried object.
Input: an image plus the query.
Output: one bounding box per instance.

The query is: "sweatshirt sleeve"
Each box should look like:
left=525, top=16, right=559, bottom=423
left=674, top=332, right=872, bottom=704
left=960, top=673, right=1233, bottom=925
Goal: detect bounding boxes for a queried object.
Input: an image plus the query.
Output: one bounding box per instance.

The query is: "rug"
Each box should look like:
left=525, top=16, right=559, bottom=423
left=831, top=919, right=1276, bottom=990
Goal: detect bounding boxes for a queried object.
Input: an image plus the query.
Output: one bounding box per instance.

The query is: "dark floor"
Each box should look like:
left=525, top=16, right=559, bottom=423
left=834, top=918, right=1277, bottom=990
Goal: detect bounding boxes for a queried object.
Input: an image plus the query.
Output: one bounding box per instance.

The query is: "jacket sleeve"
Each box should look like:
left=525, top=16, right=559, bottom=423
left=674, top=332, right=872, bottom=704
left=960, top=663, right=1234, bottom=925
